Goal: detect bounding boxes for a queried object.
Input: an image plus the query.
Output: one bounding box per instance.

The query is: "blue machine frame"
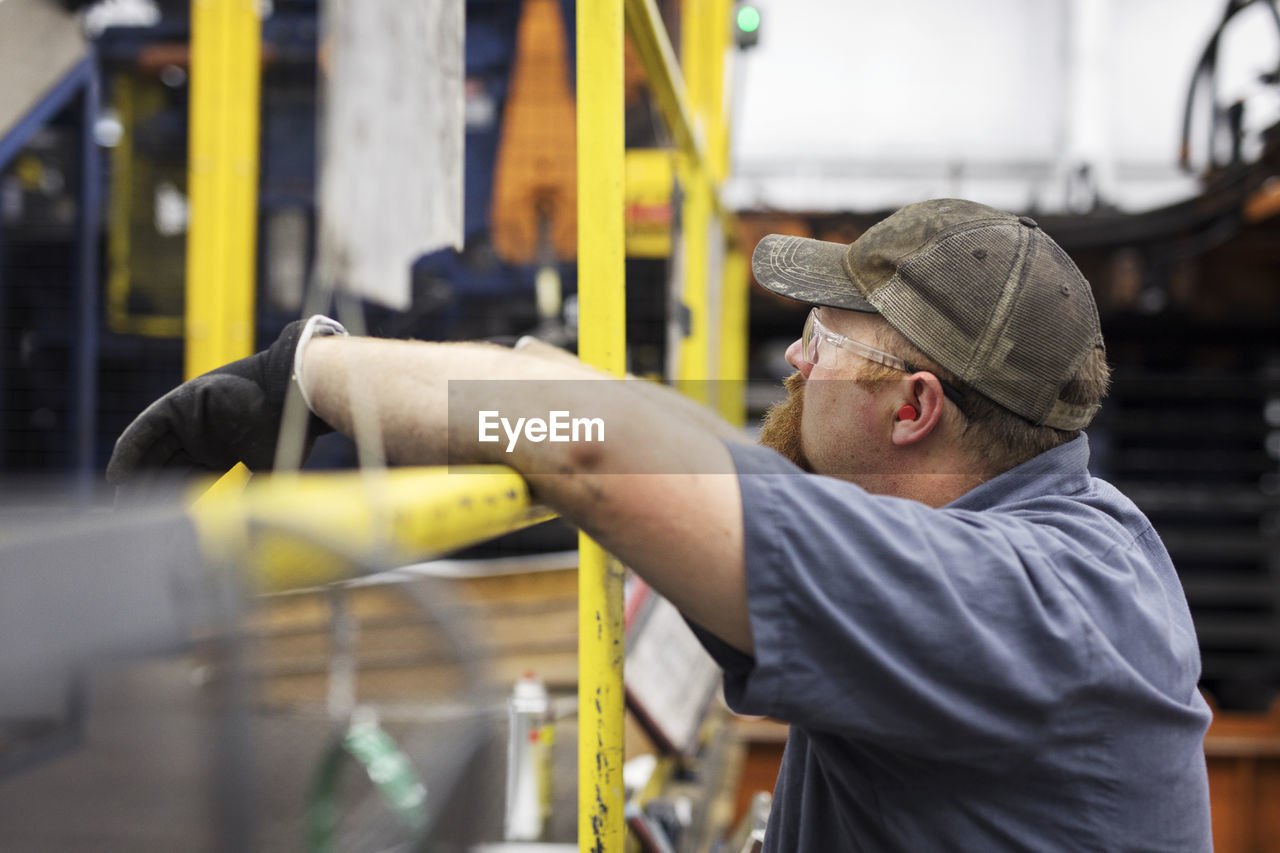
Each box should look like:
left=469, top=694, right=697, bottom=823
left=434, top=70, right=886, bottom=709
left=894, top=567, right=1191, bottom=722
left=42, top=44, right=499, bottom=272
left=0, top=55, right=102, bottom=496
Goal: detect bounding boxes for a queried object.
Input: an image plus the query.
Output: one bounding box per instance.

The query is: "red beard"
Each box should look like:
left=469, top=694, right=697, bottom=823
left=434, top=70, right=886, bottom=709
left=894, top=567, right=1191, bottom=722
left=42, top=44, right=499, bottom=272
left=758, top=372, right=812, bottom=472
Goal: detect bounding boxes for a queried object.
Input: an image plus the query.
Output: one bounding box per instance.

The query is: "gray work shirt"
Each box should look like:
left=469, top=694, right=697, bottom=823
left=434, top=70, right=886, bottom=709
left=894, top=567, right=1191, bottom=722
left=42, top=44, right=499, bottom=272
left=695, top=435, right=1212, bottom=851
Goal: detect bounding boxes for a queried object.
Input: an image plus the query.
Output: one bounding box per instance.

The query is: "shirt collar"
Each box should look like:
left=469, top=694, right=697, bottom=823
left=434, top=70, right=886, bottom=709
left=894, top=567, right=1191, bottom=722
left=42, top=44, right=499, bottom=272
left=947, top=433, right=1094, bottom=512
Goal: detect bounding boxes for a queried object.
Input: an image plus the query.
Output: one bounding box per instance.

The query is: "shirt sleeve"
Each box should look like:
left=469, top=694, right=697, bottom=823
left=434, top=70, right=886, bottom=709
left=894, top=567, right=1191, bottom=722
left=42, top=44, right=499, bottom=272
left=710, top=441, right=1101, bottom=762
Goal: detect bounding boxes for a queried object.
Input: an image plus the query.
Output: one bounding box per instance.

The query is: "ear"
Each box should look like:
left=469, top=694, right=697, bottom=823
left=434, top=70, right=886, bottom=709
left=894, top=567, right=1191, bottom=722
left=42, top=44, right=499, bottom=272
left=891, top=373, right=946, bottom=446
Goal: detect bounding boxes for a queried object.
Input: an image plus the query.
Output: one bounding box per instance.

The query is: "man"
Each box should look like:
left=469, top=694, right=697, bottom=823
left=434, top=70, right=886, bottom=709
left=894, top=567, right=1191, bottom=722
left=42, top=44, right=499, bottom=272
left=109, top=199, right=1213, bottom=850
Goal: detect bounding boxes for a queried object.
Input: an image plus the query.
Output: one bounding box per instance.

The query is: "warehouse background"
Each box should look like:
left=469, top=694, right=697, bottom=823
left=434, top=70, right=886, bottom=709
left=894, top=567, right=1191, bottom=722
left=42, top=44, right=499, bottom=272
left=1, top=0, right=1279, bottom=849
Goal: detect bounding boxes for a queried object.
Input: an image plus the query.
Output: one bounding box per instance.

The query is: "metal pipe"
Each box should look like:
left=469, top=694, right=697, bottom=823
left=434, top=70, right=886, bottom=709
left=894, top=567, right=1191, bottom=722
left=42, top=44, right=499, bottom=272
left=185, top=0, right=261, bottom=378
left=189, top=466, right=555, bottom=592
left=717, top=247, right=749, bottom=425
left=576, top=0, right=627, bottom=849
left=73, top=55, right=102, bottom=500
left=677, top=157, right=712, bottom=395
left=677, top=0, right=734, bottom=395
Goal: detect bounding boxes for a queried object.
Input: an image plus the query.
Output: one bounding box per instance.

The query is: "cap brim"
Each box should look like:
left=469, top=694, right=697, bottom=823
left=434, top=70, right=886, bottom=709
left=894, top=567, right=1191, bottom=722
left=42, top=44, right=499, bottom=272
left=751, top=234, right=877, bottom=312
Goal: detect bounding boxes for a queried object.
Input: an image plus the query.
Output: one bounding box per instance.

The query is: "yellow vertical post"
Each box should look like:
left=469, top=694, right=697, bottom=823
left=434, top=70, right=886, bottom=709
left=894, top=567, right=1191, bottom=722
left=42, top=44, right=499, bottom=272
left=186, top=0, right=261, bottom=378
left=696, top=0, right=740, bottom=421
left=697, top=0, right=731, bottom=183
left=676, top=0, right=706, bottom=394
left=680, top=0, right=708, bottom=130
left=704, top=0, right=742, bottom=422
left=717, top=246, right=748, bottom=425
left=677, top=157, right=711, bottom=398
left=676, top=0, right=730, bottom=398
left=576, top=0, right=627, bottom=851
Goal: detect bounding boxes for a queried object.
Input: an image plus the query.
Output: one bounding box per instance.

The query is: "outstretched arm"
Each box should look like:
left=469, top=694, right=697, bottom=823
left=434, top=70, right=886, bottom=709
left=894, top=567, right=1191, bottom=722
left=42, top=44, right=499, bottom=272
left=302, top=336, right=754, bottom=653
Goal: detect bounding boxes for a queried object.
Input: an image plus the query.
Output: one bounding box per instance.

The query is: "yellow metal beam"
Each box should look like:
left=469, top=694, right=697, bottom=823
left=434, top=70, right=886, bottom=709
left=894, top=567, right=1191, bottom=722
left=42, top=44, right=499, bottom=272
left=107, top=76, right=185, bottom=338
left=623, top=0, right=701, bottom=169
left=624, top=0, right=745, bottom=401
left=691, top=0, right=732, bottom=183
left=675, top=0, right=708, bottom=391
left=669, top=0, right=737, bottom=396
left=681, top=0, right=709, bottom=144
left=717, top=246, right=749, bottom=425
left=189, top=467, right=555, bottom=592
left=677, top=2, right=709, bottom=392
left=624, top=148, right=676, bottom=258
left=577, top=1, right=627, bottom=851
left=677, top=155, right=712, bottom=394
left=185, top=0, right=261, bottom=378
left=623, top=0, right=734, bottom=235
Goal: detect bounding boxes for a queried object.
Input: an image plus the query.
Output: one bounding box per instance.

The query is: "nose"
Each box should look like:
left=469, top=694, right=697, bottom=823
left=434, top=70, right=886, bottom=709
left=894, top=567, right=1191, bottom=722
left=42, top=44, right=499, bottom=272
left=785, top=337, right=812, bottom=377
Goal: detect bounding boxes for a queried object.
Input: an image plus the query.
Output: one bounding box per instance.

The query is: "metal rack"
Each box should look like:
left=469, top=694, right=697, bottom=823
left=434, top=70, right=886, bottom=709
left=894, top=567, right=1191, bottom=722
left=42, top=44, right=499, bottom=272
left=179, top=1, right=746, bottom=850
left=0, top=54, right=102, bottom=497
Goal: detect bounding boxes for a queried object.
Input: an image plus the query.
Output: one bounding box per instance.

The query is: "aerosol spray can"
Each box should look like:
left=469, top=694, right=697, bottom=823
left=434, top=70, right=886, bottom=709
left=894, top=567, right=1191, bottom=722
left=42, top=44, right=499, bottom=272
left=505, top=672, right=554, bottom=840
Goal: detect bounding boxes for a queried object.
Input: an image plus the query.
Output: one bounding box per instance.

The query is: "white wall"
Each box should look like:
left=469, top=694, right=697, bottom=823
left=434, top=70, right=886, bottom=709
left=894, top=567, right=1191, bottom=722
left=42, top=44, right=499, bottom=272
left=726, top=0, right=1280, bottom=213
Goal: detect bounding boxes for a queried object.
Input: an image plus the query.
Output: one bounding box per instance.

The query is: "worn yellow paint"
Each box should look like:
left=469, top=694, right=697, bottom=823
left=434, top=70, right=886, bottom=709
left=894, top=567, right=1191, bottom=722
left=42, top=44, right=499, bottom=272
left=577, top=0, right=627, bottom=850
left=189, top=466, right=554, bottom=593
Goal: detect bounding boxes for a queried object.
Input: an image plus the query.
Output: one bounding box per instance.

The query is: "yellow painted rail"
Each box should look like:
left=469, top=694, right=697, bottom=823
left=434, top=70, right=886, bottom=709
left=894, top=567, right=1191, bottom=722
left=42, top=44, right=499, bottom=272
left=623, top=0, right=701, bottom=169
left=186, top=0, right=260, bottom=378
left=678, top=0, right=733, bottom=394
left=577, top=1, right=628, bottom=849
left=623, top=0, right=735, bottom=229
left=718, top=246, right=749, bottom=425
left=627, top=0, right=742, bottom=410
left=190, top=467, right=555, bottom=593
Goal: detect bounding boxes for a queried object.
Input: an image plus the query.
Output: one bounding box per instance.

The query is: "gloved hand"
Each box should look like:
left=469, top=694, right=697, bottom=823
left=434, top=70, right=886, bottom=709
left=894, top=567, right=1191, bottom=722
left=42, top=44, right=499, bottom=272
left=106, top=315, right=346, bottom=501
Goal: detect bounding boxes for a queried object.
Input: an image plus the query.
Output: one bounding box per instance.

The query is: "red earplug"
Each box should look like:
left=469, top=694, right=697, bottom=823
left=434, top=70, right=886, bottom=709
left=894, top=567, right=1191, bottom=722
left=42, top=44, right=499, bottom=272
left=897, top=404, right=918, bottom=421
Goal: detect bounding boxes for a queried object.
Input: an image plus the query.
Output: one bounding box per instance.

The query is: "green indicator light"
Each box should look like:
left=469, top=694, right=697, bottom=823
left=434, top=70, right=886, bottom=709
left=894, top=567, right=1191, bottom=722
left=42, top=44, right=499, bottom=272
left=737, top=6, right=761, bottom=33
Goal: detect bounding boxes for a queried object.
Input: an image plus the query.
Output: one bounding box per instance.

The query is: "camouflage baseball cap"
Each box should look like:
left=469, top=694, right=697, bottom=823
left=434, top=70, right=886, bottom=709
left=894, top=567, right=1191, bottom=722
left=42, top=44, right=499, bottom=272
left=752, top=198, right=1104, bottom=431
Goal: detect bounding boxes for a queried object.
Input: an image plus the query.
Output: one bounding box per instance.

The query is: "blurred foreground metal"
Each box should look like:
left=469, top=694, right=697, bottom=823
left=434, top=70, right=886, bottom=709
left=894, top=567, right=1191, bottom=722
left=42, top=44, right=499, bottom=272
left=0, top=469, right=565, bottom=851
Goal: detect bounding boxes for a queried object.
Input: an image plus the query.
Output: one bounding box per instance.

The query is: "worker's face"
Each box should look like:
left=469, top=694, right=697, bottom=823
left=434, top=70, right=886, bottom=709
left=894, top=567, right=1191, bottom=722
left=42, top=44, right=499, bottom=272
left=764, top=309, right=903, bottom=483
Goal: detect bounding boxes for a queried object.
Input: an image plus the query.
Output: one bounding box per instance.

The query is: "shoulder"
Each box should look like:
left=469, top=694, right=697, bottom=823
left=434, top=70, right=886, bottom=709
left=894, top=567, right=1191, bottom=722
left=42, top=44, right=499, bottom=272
left=992, top=472, right=1166, bottom=575
left=950, top=436, right=1160, bottom=562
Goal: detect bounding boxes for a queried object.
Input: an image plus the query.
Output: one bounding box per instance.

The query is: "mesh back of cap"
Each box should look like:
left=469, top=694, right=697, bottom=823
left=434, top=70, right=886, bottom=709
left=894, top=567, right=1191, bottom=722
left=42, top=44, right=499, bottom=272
left=989, top=238, right=1098, bottom=418
left=866, top=219, right=1098, bottom=425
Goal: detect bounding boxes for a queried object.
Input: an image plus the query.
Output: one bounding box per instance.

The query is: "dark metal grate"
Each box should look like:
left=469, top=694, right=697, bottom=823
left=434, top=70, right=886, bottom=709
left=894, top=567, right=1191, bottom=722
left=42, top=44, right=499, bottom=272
left=1099, top=321, right=1280, bottom=710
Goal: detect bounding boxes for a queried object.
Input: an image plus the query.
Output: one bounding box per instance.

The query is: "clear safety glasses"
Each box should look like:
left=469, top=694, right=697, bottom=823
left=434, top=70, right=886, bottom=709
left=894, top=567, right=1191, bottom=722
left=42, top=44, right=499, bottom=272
left=800, top=308, right=970, bottom=416
left=801, top=308, right=909, bottom=372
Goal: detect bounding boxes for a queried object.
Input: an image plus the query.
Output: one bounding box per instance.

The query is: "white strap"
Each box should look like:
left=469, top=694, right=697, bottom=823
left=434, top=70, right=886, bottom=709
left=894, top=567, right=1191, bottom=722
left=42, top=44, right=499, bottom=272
left=293, top=314, right=349, bottom=413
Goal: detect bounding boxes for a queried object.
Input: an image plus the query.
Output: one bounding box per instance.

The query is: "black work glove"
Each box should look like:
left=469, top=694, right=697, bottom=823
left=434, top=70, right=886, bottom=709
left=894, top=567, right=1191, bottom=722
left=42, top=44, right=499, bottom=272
left=106, top=316, right=346, bottom=501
